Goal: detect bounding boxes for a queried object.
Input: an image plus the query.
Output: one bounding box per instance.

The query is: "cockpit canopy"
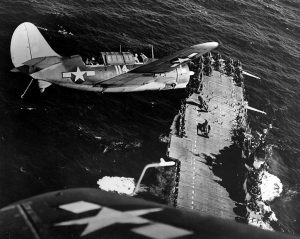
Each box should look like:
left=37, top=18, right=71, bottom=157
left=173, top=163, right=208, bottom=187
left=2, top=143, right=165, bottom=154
left=101, top=52, right=136, bottom=66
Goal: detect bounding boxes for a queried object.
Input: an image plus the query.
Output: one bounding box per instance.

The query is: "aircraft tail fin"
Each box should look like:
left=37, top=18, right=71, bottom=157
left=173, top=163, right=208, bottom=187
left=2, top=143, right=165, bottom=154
left=10, top=22, right=61, bottom=70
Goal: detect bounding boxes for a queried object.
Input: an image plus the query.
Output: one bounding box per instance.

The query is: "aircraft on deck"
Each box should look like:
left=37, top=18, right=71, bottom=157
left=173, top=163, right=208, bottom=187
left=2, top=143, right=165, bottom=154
left=10, top=22, right=218, bottom=97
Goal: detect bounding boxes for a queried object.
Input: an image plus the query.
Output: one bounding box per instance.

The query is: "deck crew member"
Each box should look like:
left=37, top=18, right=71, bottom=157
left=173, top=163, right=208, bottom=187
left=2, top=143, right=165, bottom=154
left=198, top=96, right=208, bottom=112
left=204, top=64, right=212, bottom=76
left=140, top=53, right=148, bottom=63
left=134, top=53, right=140, bottom=63
left=226, top=63, right=234, bottom=76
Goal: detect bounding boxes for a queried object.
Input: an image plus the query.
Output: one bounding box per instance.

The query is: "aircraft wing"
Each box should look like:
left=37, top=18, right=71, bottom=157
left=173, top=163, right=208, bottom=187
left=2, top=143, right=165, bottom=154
left=94, top=72, right=179, bottom=92
left=95, top=72, right=153, bottom=87
left=93, top=68, right=191, bottom=92
left=130, top=42, right=219, bottom=74
left=0, top=188, right=293, bottom=239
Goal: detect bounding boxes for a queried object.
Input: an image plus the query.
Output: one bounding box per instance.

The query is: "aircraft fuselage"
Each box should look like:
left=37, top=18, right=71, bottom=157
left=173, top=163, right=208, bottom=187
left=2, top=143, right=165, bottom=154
left=30, top=55, right=192, bottom=93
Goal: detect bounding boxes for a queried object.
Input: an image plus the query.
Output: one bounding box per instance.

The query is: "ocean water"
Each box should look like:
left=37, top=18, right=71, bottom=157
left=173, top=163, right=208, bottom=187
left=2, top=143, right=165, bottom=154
left=0, top=0, right=299, bottom=235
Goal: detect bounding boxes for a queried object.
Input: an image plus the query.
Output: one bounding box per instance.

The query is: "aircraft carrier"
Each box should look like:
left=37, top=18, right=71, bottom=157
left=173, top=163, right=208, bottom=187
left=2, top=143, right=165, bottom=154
left=167, top=55, right=248, bottom=220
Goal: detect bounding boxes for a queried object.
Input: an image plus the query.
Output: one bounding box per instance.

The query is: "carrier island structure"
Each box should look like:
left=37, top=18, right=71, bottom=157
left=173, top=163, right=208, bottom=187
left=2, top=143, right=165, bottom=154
left=167, top=54, right=249, bottom=220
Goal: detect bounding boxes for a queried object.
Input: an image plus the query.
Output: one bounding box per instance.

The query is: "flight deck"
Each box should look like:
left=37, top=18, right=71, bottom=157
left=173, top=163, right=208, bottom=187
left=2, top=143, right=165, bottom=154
left=168, top=66, right=247, bottom=220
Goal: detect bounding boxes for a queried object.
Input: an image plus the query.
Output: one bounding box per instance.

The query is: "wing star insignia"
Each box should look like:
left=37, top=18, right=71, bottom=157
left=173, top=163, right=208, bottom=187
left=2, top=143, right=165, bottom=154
left=171, top=53, right=198, bottom=68
left=58, top=201, right=101, bottom=214
left=55, top=201, right=193, bottom=238
left=56, top=205, right=161, bottom=236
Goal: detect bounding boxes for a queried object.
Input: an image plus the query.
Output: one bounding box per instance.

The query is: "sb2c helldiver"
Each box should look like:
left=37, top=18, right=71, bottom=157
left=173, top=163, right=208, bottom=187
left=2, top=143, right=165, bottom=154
left=10, top=22, right=219, bottom=97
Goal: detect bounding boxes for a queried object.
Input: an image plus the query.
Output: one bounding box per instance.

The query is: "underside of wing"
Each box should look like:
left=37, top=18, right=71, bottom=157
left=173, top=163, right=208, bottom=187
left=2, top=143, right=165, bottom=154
left=130, top=42, right=218, bottom=74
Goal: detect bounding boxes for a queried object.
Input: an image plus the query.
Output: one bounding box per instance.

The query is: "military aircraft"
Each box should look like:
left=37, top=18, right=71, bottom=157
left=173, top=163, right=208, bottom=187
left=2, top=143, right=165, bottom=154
left=0, top=188, right=294, bottom=239
left=10, top=22, right=219, bottom=97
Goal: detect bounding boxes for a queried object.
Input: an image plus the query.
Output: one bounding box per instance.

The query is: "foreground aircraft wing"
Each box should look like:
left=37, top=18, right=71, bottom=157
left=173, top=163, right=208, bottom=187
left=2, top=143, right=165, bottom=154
left=130, top=42, right=219, bottom=74
left=0, top=188, right=294, bottom=239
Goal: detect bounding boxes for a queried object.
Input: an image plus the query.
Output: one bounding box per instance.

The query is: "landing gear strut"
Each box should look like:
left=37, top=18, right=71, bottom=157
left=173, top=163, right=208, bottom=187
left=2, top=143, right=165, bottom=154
left=21, top=78, right=34, bottom=99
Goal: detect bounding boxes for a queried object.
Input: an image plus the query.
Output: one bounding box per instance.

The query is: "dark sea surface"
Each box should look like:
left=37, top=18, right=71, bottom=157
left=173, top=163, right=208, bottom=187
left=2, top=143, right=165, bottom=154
left=0, top=0, right=299, bottom=235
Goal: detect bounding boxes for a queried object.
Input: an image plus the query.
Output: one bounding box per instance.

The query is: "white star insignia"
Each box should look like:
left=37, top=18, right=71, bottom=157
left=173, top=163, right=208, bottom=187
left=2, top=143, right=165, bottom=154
left=55, top=201, right=193, bottom=238
left=56, top=206, right=161, bottom=236
left=73, top=67, right=86, bottom=83
left=62, top=67, right=95, bottom=83
left=58, top=201, right=101, bottom=214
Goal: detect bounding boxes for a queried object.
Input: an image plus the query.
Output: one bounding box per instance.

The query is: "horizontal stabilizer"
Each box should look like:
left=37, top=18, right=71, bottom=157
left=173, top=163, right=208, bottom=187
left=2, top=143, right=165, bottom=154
left=38, top=80, right=52, bottom=93
left=247, top=105, right=267, bottom=115
left=10, top=68, right=21, bottom=73
left=243, top=71, right=261, bottom=79
left=23, top=56, right=62, bottom=68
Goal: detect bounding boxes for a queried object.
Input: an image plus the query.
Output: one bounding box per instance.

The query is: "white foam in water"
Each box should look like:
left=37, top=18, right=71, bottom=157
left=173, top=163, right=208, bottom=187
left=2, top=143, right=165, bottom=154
left=262, top=204, right=278, bottom=222
left=248, top=216, right=274, bottom=231
left=260, top=171, right=283, bottom=202
left=245, top=127, right=283, bottom=231
left=97, top=176, right=135, bottom=195
left=37, top=26, right=48, bottom=31
left=246, top=171, right=282, bottom=230
left=253, top=159, right=264, bottom=170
